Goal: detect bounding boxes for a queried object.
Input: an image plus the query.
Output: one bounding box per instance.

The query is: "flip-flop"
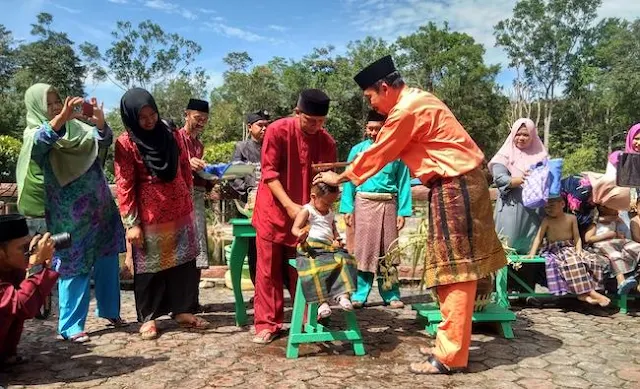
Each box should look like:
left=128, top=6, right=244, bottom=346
left=64, top=332, right=90, bottom=343
left=178, top=316, right=210, bottom=330
left=251, top=329, right=280, bottom=345
left=140, top=322, right=159, bottom=340
left=618, top=277, right=638, bottom=295
left=409, top=355, right=452, bottom=375
left=106, top=317, right=129, bottom=328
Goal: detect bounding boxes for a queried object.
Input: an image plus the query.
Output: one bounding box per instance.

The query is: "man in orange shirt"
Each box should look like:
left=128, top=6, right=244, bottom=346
left=314, top=55, right=506, bottom=374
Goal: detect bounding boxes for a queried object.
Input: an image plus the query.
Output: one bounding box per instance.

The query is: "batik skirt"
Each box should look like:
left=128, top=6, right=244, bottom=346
left=424, top=168, right=507, bottom=288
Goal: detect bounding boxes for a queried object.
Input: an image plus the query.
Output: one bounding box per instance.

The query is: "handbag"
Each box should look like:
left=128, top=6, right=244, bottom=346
left=522, top=159, right=550, bottom=209
left=616, top=153, right=640, bottom=187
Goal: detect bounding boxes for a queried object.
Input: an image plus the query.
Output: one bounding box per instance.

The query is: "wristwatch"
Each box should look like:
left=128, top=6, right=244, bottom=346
left=27, top=264, right=44, bottom=278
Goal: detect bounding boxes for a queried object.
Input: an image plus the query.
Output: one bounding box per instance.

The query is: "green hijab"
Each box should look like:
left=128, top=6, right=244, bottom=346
left=16, top=83, right=98, bottom=217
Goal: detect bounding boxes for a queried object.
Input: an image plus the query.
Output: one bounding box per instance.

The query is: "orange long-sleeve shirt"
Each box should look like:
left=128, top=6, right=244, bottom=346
left=345, top=87, right=484, bottom=186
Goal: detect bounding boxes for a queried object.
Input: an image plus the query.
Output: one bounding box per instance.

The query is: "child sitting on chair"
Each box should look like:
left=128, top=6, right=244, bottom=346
left=529, top=196, right=610, bottom=307
left=585, top=203, right=640, bottom=295
left=291, top=183, right=357, bottom=320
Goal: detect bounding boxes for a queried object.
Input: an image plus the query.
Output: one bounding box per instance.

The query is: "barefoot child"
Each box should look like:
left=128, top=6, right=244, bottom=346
left=585, top=204, right=640, bottom=295
left=529, top=197, right=610, bottom=307
left=292, top=183, right=357, bottom=319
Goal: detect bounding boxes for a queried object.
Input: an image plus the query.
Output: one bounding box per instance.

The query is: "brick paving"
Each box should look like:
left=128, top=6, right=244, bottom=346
left=2, top=286, right=640, bottom=389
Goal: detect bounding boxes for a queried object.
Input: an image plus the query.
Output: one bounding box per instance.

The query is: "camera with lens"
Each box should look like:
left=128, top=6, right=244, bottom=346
left=50, top=232, right=72, bottom=250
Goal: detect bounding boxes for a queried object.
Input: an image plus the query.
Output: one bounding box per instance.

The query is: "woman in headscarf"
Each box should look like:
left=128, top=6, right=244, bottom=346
left=114, top=88, right=209, bottom=340
left=584, top=172, right=639, bottom=295
left=623, top=123, right=640, bottom=243
left=488, top=118, right=548, bottom=290
left=15, top=83, right=126, bottom=343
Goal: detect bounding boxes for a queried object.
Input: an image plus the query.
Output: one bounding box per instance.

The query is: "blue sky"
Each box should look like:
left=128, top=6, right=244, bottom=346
left=2, top=0, right=640, bottom=110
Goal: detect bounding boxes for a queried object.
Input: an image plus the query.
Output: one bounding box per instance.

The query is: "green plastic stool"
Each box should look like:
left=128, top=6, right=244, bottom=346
left=286, top=259, right=366, bottom=359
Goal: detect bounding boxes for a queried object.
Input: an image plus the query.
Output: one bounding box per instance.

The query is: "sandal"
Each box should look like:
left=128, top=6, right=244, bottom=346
left=387, top=300, right=405, bottom=309
left=352, top=301, right=364, bottom=309
left=106, top=317, right=129, bottom=328
left=251, top=329, right=279, bottom=345
left=618, top=277, right=638, bottom=295
left=64, top=332, right=90, bottom=343
left=140, top=321, right=159, bottom=340
left=409, top=355, right=452, bottom=375
left=177, top=316, right=210, bottom=330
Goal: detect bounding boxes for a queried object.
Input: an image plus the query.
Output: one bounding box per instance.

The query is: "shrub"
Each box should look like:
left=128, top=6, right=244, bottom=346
left=203, top=141, right=237, bottom=163
left=0, top=135, right=22, bottom=183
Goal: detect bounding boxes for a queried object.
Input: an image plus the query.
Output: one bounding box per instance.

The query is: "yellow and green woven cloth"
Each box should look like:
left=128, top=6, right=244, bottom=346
left=295, top=238, right=358, bottom=303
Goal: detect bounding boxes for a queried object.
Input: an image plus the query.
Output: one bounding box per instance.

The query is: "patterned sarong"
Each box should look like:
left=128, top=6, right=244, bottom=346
left=542, top=240, right=605, bottom=296
left=193, top=187, right=210, bottom=269
left=296, top=238, right=358, bottom=303
left=353, top=193, right=398, bottom=274
left=425, top=168, right=507, bottom=288
left=591, top=239, right=640, bottom=277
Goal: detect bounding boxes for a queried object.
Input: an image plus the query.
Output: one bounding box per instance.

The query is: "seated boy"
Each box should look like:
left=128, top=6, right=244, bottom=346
left=528, top=197, right=610, bottom=307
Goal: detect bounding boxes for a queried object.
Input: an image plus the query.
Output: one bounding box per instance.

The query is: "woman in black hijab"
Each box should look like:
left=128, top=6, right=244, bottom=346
left=115, top=88, right=209, bottom=340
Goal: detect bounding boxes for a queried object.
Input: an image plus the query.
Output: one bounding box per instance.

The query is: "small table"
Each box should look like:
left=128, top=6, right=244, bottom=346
left=228, top=218, right=255, bottom=326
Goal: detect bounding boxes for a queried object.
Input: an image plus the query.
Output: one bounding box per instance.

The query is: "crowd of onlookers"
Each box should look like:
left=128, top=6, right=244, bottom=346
left=490, top=119, right=640, bottom=307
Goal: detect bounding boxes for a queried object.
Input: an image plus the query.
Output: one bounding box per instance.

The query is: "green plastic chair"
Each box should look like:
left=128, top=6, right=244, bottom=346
left=286, top=259, right=366, bottom=359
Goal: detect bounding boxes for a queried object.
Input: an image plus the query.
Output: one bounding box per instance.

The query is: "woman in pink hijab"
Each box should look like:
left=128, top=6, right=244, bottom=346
left=624, top=123, right=640, bottom=243
left=489, top=118, right=549, bottom=291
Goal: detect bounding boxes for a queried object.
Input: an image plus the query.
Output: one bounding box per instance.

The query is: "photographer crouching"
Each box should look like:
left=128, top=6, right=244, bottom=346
left=0, top=215, right=58, bottom=368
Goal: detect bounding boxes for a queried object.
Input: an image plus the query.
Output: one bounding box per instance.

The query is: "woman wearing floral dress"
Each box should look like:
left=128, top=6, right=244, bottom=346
left=16, top=83, right=126, bottom=342
left=115, top=88, right=209, bottom=340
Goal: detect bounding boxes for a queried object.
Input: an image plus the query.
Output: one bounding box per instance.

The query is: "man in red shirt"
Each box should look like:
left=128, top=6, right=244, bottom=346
left=0, top=215, right=58, bottom=368
left=251, top=89, right=337, bottom=344
left=177, top=99, right=211, bottom=311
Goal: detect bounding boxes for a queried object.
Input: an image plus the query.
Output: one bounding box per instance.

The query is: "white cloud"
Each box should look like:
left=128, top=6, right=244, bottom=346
left=199, top=8, right=217, bottom=14
left=143, top=0, right=197, bottom=20
left=204, top=22, right=266, bottom=42
left=180, top=9, right=197, bottom=20
left=343, top=0, right=640, bottom=76
left=268, top=24, right=288, bottom=32
left=107, top=0, right=128, bottom=4
left=204, top=22, right=277, bottom=43
left=52, top=3, right=81, bottom=14
left=144, top=0, right=175, bottom=11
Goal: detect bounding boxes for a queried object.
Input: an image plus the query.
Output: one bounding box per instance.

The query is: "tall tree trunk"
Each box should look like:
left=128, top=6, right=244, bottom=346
left=606, top=106, right=612, bottom=154
left=543, top=101, right=553, bottom=149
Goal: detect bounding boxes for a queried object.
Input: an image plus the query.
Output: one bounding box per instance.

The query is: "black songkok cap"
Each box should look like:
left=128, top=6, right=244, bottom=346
left=297, top=89, right=330, bottom=116
left=354, top=55, right=398, bottom=90
left=246, top=109, right=271, bottom=125
left=366, top=110, right=386, bottom=123
left=0, top=214, right=29, bottom=243
left=186, top=98, right=209, bottom=113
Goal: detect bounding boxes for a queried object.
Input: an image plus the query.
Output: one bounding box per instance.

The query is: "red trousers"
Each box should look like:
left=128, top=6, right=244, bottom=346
left=0, top=319, right=23, bottom=361
left=253, top=235, right=298, bottom=334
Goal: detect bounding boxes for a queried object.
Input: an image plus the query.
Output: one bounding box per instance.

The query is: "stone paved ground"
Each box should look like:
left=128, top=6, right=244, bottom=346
left=3, top=286, right=640, bottom=389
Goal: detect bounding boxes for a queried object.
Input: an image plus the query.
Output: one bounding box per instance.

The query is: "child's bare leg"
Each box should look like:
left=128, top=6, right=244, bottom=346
left=616, top=274, right=626, bottom=285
